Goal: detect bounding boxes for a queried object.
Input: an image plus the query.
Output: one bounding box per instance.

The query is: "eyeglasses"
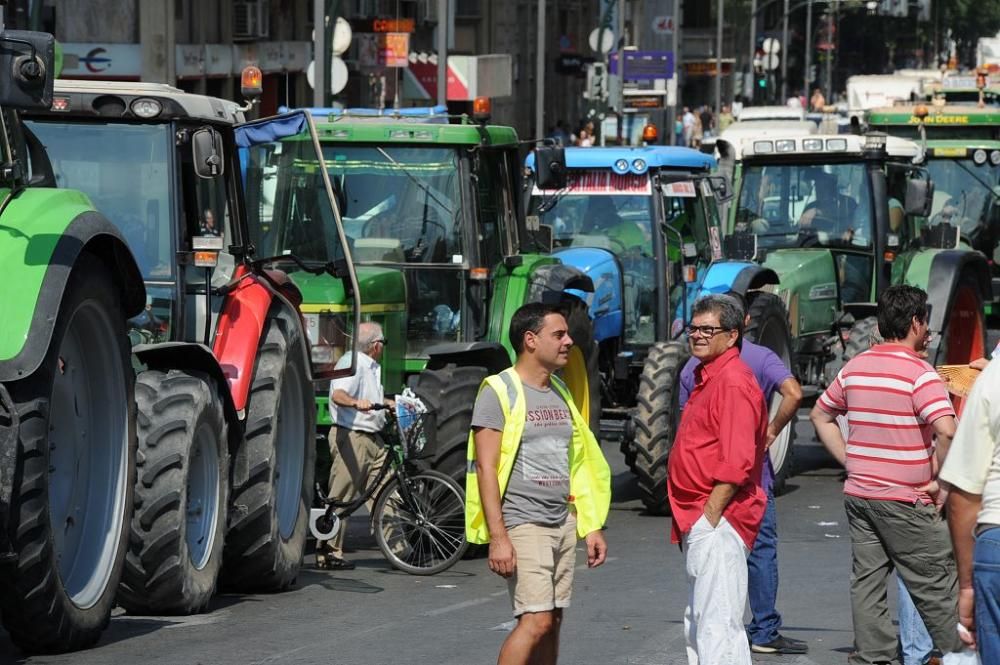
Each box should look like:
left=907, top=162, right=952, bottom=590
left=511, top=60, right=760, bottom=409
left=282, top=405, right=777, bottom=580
left=686, top=325, right=732, bottom=338
left=374, top=338, right=387, bottom=345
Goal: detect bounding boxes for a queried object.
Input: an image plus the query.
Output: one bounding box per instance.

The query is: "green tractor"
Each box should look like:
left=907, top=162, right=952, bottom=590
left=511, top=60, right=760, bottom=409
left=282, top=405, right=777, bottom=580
left=867, top=104, right=1000, bottom=325
left=721, top=131, right=992, bottom=397
left=248, top=107, right=598, bottom=483
left=0, top=29, right=145, bottom=652
left=15, top=81, right=362, bottom=649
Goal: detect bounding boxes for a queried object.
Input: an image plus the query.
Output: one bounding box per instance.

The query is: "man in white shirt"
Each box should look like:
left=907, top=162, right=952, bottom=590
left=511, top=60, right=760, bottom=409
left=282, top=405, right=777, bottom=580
left=941, top=359, right=1000, bottom=660
left=316, top=322, right=391, bottom=570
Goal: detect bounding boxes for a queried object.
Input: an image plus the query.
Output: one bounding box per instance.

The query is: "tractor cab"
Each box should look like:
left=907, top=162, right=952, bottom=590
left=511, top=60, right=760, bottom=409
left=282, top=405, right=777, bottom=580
left=24, top=81, right=361, bottom=380
left=727, top=130, right=989, bottom=388
left=868, top=104, right=1000, bottom=318
left=525, top=146, right=723, bottom=348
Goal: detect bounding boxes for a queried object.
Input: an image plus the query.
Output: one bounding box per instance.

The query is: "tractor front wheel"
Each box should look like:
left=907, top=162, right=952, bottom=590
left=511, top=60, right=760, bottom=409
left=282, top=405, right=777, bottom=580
left=631, top=341, right=688, bottom=515
left=745, top=292, right=797, bottom=495
left=118, top=370, right=228, bottom=615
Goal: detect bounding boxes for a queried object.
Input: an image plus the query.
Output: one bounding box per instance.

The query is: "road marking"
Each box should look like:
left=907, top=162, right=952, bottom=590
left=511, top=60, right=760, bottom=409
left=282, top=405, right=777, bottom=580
left=491, top=619, right=517, bottom=631
left=422, top=595, right=496, bottom=617
left=576, top=555, right=619, bottom=570
left=112, top=610, right=230, bottom=630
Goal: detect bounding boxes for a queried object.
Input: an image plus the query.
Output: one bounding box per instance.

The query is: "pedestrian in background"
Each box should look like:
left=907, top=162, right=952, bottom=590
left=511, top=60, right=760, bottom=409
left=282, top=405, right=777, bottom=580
left=678, top=291, right=806, bottom=656
left=810, top=285, right=965, bottom=665
left=466, top=302, right=611, bottom=665
left=669, top=294, right=769, bottom=665
left=682, top=107, right=695, bottom=147
left=316, top=322, right=393, bottom=571
left=941, top=356, right=1000, bottom=660
left=698, top=106, right=714, bottom=139
left=718, top=104, right=734, bottom=133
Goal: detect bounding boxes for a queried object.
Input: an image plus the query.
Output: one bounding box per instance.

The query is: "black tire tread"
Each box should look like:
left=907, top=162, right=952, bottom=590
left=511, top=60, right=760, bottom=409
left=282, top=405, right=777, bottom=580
left=0, top=254, right=135, bottom=654
left=632, top=341, right=688, bottom=515
left=223, top=311, right=315, bottom=592
left=410, top=364, right=487, bottom=484
left=744, top=292, right=797, bottom=495
left=118, top=369, right=228, bottom=615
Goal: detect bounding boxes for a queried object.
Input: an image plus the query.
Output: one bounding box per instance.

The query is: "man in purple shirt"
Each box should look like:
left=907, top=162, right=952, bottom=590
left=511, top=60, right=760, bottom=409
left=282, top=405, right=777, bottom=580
left=679, top=292, right=805, bottom=655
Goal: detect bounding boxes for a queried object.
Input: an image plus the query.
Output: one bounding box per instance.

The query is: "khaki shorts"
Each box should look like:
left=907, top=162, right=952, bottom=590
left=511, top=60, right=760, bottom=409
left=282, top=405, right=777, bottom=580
left=506, top=516, right=577, bottom=616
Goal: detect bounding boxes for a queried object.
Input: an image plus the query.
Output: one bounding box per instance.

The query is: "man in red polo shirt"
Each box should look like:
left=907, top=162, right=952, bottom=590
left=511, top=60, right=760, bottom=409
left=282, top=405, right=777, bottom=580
left=668, top=294, right=769, bottom=665
left=810, top=285, right=964, bottom=665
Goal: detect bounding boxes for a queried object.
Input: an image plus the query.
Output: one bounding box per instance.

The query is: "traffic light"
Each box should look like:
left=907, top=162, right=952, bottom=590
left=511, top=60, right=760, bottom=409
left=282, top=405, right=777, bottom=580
left=584, top=62, right=608, bottom=101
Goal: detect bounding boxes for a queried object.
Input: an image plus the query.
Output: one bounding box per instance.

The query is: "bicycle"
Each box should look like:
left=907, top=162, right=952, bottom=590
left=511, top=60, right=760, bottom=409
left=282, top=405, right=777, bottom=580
left=309, top=400, right=469, bottom=575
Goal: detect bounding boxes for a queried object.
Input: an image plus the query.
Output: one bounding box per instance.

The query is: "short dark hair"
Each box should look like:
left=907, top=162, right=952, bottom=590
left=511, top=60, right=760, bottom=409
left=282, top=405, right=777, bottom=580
left=509, top=302, right=566, bottom=354
left=692, top=294, right=745, bottom=336
left=877, top=285, right=928, bottom=341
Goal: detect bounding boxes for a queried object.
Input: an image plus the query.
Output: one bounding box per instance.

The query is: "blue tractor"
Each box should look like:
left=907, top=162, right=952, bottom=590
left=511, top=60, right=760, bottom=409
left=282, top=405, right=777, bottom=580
left=525, top=146, right=795, bottom=513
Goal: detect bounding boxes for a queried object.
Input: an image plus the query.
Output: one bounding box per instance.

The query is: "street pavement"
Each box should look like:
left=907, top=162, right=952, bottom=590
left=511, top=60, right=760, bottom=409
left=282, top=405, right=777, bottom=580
left=1, top=414, right=882, bottom=665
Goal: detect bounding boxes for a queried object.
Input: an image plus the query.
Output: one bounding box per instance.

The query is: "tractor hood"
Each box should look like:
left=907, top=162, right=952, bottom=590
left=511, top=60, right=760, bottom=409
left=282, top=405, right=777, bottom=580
left=760, top=249, right=839, bottom=337
left=290, top=265, right=406, bottom=308
left=553, top=246, right=623, bottom=343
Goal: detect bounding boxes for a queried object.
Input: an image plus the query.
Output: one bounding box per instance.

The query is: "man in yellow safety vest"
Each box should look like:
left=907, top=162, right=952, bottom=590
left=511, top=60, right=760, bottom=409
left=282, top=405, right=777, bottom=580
left=465, top=301, right=611, bottom=665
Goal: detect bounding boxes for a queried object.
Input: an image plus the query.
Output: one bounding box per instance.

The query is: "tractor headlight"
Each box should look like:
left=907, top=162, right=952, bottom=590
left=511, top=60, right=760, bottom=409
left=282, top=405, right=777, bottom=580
left=613, top=158, right=630, bottom=174
left=631, top=158, right=647, bottom=173
left=991, top=150, right=1000, bottom=166
left=131, top=98, right=162, bottom=118
left=973, top=149, right=988, bottom=165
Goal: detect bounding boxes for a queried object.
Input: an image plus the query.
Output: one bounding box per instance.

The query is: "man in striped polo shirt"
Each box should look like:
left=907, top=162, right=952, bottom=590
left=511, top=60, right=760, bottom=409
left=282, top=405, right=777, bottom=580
left=810, top=285, right=964, bottom=665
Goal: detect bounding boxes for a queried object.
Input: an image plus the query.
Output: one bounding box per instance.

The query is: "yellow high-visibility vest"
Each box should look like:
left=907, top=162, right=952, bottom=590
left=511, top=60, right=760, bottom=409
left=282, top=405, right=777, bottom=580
left=464, top=367, right=611, bottom=545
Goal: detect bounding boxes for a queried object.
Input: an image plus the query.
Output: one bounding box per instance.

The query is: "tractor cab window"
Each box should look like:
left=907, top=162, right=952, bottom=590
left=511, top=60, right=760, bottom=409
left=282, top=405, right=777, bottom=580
left=662, top=182, right=713, bottom=263
left=528, top=173, right=657, bottom=342
left=736, top=161, right=874, bottom=251
left=474, top=148, right=517, bottom=268
left=924, top=158, right=1000, bottom=254
left=26, top=120, right=175, bottom=279
left=321, top=145, right=463, bottom=265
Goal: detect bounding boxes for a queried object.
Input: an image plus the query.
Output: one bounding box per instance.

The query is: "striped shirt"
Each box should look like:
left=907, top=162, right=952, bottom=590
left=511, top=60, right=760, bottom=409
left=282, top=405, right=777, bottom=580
left=817, top=343, right=955, bottom=503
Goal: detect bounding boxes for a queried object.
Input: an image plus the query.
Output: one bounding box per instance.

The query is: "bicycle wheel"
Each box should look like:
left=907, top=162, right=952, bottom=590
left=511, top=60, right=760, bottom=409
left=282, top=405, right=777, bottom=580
left=373, top=469, right=468, bottom=575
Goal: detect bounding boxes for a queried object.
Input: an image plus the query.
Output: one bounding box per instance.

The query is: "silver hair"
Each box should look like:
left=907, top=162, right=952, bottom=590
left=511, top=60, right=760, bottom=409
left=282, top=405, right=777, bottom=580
left=357, top=321, right=384, bottom=352
left=692, top=294, right=745, bottom=335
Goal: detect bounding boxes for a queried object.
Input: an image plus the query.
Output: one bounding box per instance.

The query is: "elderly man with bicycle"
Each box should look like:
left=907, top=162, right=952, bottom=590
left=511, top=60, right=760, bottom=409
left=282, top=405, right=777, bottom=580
left=467, top=302, right=611, bottom=665
left=316, top=321, right=393, bottom=571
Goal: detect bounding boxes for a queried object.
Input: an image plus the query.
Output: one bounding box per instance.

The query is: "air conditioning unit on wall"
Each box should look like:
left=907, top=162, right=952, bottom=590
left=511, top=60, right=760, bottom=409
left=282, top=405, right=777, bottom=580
left=234, top=0, right=270, bottom=41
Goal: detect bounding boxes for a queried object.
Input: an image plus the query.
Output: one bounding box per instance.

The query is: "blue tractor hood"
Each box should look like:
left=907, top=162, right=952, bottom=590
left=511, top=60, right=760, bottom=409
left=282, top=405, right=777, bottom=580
left=553, top=246, right=623, bottom=344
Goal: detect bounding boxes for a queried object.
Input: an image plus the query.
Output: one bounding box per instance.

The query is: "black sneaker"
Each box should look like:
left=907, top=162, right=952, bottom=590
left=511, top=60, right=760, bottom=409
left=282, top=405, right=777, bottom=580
left=316, top=555, right=356, bottom=571
left=750, top=635, right=809, bottom=654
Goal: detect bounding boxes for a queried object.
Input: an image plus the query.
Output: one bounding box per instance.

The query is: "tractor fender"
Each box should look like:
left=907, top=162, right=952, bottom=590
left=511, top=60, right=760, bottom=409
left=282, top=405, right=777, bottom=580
left=925, top=250, right=992, bottom=335
left=423, top=342, right=512, bottom=375
left=552, top=247, right=622, bottom=343
left=133, top=342, right=243, bottom=455
left=0, top=209, right=145, bottom=383
left=211, top=267, right=312, bottom=413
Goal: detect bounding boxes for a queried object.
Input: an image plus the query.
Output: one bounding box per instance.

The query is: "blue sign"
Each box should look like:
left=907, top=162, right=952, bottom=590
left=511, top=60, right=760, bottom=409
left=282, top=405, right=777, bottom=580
left=608, top=51, right=674, bottom=81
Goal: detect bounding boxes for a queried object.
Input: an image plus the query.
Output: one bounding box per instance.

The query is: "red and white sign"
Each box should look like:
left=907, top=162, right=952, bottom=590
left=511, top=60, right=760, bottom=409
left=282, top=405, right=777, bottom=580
left=533, top=171, right=652, bottom=196
left=652, top=15, right=674, bottom=35
left=662, top=181, right=696, bottom=198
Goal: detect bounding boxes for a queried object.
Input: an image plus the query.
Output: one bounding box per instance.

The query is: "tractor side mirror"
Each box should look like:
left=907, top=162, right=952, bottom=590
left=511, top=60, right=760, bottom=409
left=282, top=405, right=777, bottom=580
left=534, top=146, right=567, bottom=190
left=0, top=30, right=54, bottom=110
left=904, top=177, right=933, bottom=217
left=708, top=175, right=732, bottom=202
left=523, top=220, right=553, bottom=254
left=192, top=127, right=225, bottom=179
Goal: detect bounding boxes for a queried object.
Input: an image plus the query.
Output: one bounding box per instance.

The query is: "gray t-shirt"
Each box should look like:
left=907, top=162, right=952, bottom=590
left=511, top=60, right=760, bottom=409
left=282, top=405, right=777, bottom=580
left=471, top=382, right=573, bottom=528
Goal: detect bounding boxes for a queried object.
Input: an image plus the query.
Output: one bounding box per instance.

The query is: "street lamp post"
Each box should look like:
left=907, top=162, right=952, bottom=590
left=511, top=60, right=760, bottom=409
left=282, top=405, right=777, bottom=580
left=536, top=0, right=545, bottom=140
left=749, top=0, right=757, bottom=103
left=438, top=0, right=448, bottom=108
left=715, top=0, right=723, bottom=119
left=780, top=0, right=789, bottom=101
left=804, top=0, right=812, bottom=106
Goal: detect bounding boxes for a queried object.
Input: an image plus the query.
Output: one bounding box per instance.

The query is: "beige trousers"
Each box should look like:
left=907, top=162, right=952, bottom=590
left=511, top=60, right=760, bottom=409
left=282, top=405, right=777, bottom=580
left=319, top=426, right=387, bottom=559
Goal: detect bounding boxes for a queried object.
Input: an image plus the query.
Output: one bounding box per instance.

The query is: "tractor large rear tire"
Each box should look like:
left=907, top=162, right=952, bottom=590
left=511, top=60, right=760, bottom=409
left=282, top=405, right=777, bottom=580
left=561, top=297, right=602, bottom=436
left=632, top=341, right=688, bottom=515
left=936, top=275, right=986, bottom=368
left=223, top=309, right=315, bottom=591
left=411, top=364, right=487, bottom=485
left=843, top=316, right=879, bottom=362
left=118, top=370, right=228, bottom=615
left=0, top=255, right=135, bottom=653
left=744, top=292, right=797, bottom=495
